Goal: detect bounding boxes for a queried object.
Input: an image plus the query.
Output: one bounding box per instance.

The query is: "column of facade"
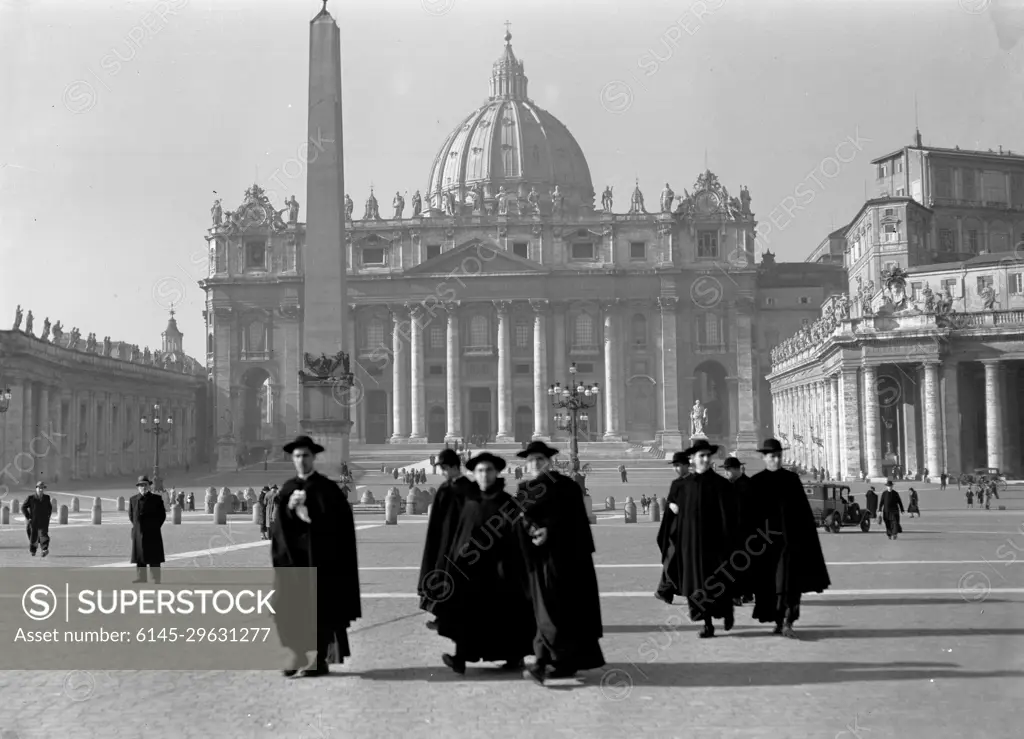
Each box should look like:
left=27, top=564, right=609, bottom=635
left=656, top=297, right=682, bottom=449
left=812, top=381, right=823, bottom=472
left=53, top=390, right=64, bottom=481
left=733, top=303, right=759, bottom=450
left=531, top=300, right=549, bottom=440
left=550, top=303, right=567, bottom=439
left=20, top=380, right=34, bottom=483
left=389, top=306, right=409, bottom=442
left=106, top=392, right=115, bottom=475
left=495, top=301, right=514, bottom=442
left=793, top=386, right=804, bottom=466
left=602, top=302, right=623, bottom=441
left=1001, top=364, right=1014, bottom=475
left=38, top=385, right=52, bottom=481
left=444, top=304, right=462, bottom=442
left=408, top=305, right=426, bottom=443
left=862, top=365, right=882, bottom=479
left=840, top=367, right=862, bottom=479
left=68, top=390, right=79, bottom=479
left=982, top=359, right=1003, bottom=472
left=922, top=361, right=942, bottom=480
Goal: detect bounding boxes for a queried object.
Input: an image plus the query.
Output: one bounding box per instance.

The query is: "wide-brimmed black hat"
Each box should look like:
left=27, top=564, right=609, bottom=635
left=261, top=485, right=270, bottom=492
left=683, top=439, right=720, bottom=456
left=517, top=440, right=560, bottom=459
left=885, top=480, right=894, bottom=486
left=756, top=438, right=787, bottom=454
left=722, top=456, right=743, bottom=470
left=466, top=452, right=507, bottom=473
left=136, top=475, right=152, bottom=486
left=669, top=451, right=691, bottom=466
left=283, top=435, right=325, bottom=455
left=436, top=449, right=461, bottom=467
left=35, top=481, right=48, bottom=489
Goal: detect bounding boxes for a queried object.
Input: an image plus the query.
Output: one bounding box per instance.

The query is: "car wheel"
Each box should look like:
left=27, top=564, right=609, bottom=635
left=860, top=515, right=871, bottom=532
left=829, top=514, right=841, bottom=533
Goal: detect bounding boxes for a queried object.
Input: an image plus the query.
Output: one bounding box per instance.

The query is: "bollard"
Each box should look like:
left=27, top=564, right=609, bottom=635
left=624, top=496, right=637, bottom=524
left=117, top=496, right=126, bottom=512
left=385, top=488, right=401, bottom=525
left=204, top=488, right=216, bottom=514
left=605, top=496, right=615, bottom=511
left=91, top=497, right=102, bottom=525
left=171, top=504, right=182, bottom=525
left=659, top=497, right=668, bottom=513
left=0, top=506, right=8, bottom=524
left=406, top=490, right=418, bottom=515
left=252, top=502, right=262, bottom=525
left=10, top=498, right=19, bottom=516
left=360, top=489, right=375, bottom=505
left=58, top=504, right=68, bottom=525
left=71, top=497, right=80, bottom=513
left=380, top=463, right=386, bottom=473
left=213, top=502, right=227, bottom=525
left=649, top=498, right=661, bottom=523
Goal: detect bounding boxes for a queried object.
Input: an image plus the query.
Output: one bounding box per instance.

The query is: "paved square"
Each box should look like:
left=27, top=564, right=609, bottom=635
left=0, top=470, right=1021, bottom=738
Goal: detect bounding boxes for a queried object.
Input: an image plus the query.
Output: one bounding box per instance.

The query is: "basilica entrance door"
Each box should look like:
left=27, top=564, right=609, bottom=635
left=469, top=387, right=491, bottom=441
left=364, top=391, right=388, bottom=444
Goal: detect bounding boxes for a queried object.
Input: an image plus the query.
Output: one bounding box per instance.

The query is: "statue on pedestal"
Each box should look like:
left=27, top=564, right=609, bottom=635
left=629, top=180, right=646, bottom=214
left=411, top=190, right=422, bottom=217
left=40, top=317, right=51, bottom=342
left=363, top=189, right=381, bottom=220
left=980, top=284, right=997, bottom=311
left=552, top=185, right=564, bottom=217
left=86, top=333, right=97, bottom=353
left=12, top=305, right=22, bottom=331
left=24, top=311, right=34, bottom=336
left=392, top=191, right=405, bottom=219
left=284, top=195, right=300, bottom=224
left=740, top=185, right=751, bottom=215
left=690, top=399, right=708, bottom=438
left=660, top=183, right=674, bottom=213
left=344, top=194, right=354, bottom=221
left=526, top=186, right=540, bottom=214
left=211, top=199, right=223, bottom=227
left=102, top=336, right=112, bottom=356
left=497, top=186, right=508, bottom=215
left=473, top=182, right=485, bottom=213
left=51, top=321, right=64, bottom=344
left=444, top=190, right=457, bottom=216
left=601, top=186, right=613, bottom=212
left=921, top=283, right=935, bottom=313
left=68, top=327, right=80, bottom=349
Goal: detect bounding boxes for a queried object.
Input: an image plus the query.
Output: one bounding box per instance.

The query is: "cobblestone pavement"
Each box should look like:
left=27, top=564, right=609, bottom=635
left=0, top=502, right=1021, bottom=737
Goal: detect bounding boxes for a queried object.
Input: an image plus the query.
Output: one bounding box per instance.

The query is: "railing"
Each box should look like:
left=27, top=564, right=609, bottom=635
left=995, top=310, right=1024, bottom=325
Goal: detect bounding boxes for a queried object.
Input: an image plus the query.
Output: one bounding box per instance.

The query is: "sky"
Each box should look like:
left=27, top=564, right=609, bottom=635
left=1, top=0, right=1023, bottom=360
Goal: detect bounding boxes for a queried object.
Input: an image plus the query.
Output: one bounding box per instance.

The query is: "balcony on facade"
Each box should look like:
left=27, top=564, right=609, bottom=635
left=240, top=351, right=273, bottom=362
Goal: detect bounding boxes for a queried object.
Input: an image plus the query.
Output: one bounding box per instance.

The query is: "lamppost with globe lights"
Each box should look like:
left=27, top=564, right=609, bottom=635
left=140, top=403, right=173, bottom=490
left=547, top=362, right=599, bottom=475
left=0, top=385, right=11, bottom=414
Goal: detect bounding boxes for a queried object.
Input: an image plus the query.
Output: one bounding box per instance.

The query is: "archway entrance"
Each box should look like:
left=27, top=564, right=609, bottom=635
left=625, top=376, right=656, bottom=440
left=427, top=406, right=446, bottom=444
left=468, top=387, right=491, bottom=441
left=514, top=406, right=533, bottom=442
left=241, top=368, right=272, bottom=445
left=693, top=361, right=729, bottom=438
left=365, top=390, right=388, bottom=444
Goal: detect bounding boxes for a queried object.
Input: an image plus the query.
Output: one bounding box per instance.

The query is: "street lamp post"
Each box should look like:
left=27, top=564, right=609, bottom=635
left=547, top=362, right=599, bottom=475
left=140, top=403, right=173, bottom=491
left=0, top=385, right=11, bottom=414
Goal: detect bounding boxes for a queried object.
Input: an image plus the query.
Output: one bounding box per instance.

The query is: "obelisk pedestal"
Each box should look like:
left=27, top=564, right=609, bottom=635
left=299, top=3, right=351, bottom=471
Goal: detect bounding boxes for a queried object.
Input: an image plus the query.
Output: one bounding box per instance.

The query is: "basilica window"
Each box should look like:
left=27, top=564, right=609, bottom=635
left=246, top=240, right=267, bottom=270
left=571, top=242, right=595, bottom=261
left=573, top=313, right=594, bottom=347
left=365, top=319, right=385, bottom=350
left=469, top=315, right=490, bottom=347
left=362, top=247, right=386, bottom=266
left=1009, top=273, right=1023, bottom=294
left=430, top=325, right=445, bottom=349
left=514, top=320, right=530, bottom=348
left=212, top=241, right=227, bottom=274
left=941, top=278, right=957, bottom=295
left=631, top=314, right=647, bottom=348
left=963, top=170, right=977, bottom=202
left=512, top=242, right=529, bottom=260
left=934, top=167, right=953, bottom=199
left=630, top=242, right=647, bottom=261
left=426, top=245, right=441, bottom=261
left=883, top=223, right=899, bottom=243
left=206, top=333, right=214, bottom=355
left=939, top=229, right=955, bottom=252
left=696, top=231, right=718, bottom=259
left=976, top=275, right=994, bottom=293
left=697, top=313, right=723, bottom=349
left=243, top=321, right=268, bottom=357
left=967, top=230, right=979, bottom=253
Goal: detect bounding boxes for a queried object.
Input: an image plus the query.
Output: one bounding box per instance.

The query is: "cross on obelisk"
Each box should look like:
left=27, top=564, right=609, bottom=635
left=504, top=20, right=512, bottom=34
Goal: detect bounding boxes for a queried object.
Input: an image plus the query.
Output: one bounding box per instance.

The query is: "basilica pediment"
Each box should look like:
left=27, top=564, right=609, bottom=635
left=403, top=239, right=547, bottom=275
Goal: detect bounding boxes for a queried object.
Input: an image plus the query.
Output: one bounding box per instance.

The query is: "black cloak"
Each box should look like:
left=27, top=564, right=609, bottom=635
left=129, top=492, right=166, bottom=565
left=865, top=489, right=879, bottom=516
left=436, top=477, right=535, bottom=663
left=748, top=468, right=831, bottom=624
left=730, top=473, right=756, bottom=598
left=270, top=472, right=362, bottom=661
left=657, top=469, right=740, bottom=621
left=418, top=475, right=474, bottom=613
left=517, top=471, right=605, bottom=671
left=879, top=489, right=904, bottom=536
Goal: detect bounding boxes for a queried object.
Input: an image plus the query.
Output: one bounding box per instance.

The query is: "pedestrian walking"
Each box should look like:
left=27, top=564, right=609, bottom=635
left=435, top=452, right=535, bottom=675
left=22, top=481, right=53, bottom=557
left=187, top=491, right=195, bottom=511
left=271, top=435, right=361, bottom=678
left=723, top=457, right=754, bottom=604
left=517, top=441, right=605, bottom=684
left=748, top=439, right=831, bottom=638
left=429, top=455, right=436, bottom=475
left=257, top=486, right=270, bottom=540
left=419, top=449, right=475, bottom=632
left=878, top=480, right=904, bottom=540
left=907, top=487, right=920, bottom=517
left=129, top=476, right=166, bottom=583
left=655, top=441, right=739, bottom=638
left=656, top=451, right=691, bottom=602
left=618, top=464, right=627, bottom=483
left=864, top=486, right=879, bottom=518
left=939, top=472, right=947, bottom=490
left=966, top=487, right=974, bottom=508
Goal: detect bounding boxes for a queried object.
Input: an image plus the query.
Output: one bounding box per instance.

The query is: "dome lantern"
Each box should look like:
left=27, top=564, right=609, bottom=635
left=489, top=26, right=528, bottom=101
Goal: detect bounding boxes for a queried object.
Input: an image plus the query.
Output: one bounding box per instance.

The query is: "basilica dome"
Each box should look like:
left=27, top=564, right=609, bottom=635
left=425, top=31, right=595, bottom=213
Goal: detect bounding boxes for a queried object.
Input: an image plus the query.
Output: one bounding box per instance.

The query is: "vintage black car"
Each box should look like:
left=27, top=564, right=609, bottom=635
left=805, top=483, right=872, bottom=533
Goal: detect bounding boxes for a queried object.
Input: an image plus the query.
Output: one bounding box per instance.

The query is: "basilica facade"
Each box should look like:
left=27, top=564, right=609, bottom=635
left=201, top=31, right=840, bottom=464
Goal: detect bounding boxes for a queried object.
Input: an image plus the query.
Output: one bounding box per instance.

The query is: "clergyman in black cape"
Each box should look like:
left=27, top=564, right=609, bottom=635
left=722, top=456, right=755, bottom=603
left=516, top=442, right=604, bottom=685
left=748, top=438, right=831, bottom=638
left=270, top=435, right=361, bottom=678
left=879, top=481, right=905, bottom=539
left=655, top=450, right=690, bottom=603
left=22, top=481, right=53, bottom=557
left=418, top=449, right=474, bottom=628
left=655, top=440, right=739, bottom=638
left=436, top=452, right=535, bottom=675
left=129, top=476, right=166, bottom=584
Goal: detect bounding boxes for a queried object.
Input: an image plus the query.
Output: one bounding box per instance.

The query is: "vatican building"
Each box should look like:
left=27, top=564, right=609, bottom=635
left=201, top=31, right=838, bottom=467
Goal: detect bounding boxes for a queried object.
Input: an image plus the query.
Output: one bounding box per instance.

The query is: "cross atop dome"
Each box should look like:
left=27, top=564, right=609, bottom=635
left=504, top=20, right=512, bottom=43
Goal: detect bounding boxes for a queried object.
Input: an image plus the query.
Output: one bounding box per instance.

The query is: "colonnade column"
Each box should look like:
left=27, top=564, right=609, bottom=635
left=21, top=380, right=34, bottom=483
left=346, top=307, right=361, bottom=444
left=389, top=305, right=409, bottom=443
left=602, top=302, right=623, bottom=441
left=495, top=301, right=514, bottom=443
left=531, top=300, right=549, bottom=440
left=408, top=305, right=426, bottom=443
left=862, top=365, right=881, bottom=479
left=840, top=367, right=862, bottom=479
left=444, top=303, right=462, bottom=442
left=656, top=297, right=682, bottom=450
left=829, top=376, right=841, bottom=480
left=982, top=359, right=1004, bottom=473
left=923, top=361, right=943, bottom=480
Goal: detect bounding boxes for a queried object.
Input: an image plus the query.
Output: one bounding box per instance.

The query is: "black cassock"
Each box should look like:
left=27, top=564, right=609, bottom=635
left=129, top=492, right=166, bottom=565
left=730, top=473, right=756, bottom=599
left=656, top=470, right=739, bottom=621
left=517, top=472, right=605, bottom=672
left=417, top=475, right=474, bottom=613
left=22, top=494, right=53, bottom=551
left=879, top=490, right=905, bottom=537
left=436, top=478, right=535, bottom=663
left=748, top=468, right=831, bottom=625
left=270, top=472, right=361, bottom=663
left=864, top=490, right=879, bottom=517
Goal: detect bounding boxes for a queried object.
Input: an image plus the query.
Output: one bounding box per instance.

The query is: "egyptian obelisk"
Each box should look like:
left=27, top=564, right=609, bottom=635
left=299, top=0, right=351, bottom=469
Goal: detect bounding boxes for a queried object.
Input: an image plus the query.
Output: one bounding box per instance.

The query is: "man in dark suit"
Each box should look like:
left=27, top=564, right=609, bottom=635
left=22, top=481, right=53, bottom=557
left=878, top=480, right=904, bottom=540
left=129, top=475, right=166, bottom=583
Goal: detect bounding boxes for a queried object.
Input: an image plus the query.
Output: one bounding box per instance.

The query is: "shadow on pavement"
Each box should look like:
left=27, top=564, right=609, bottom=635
left=602, top=623, right=843, bottom=634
